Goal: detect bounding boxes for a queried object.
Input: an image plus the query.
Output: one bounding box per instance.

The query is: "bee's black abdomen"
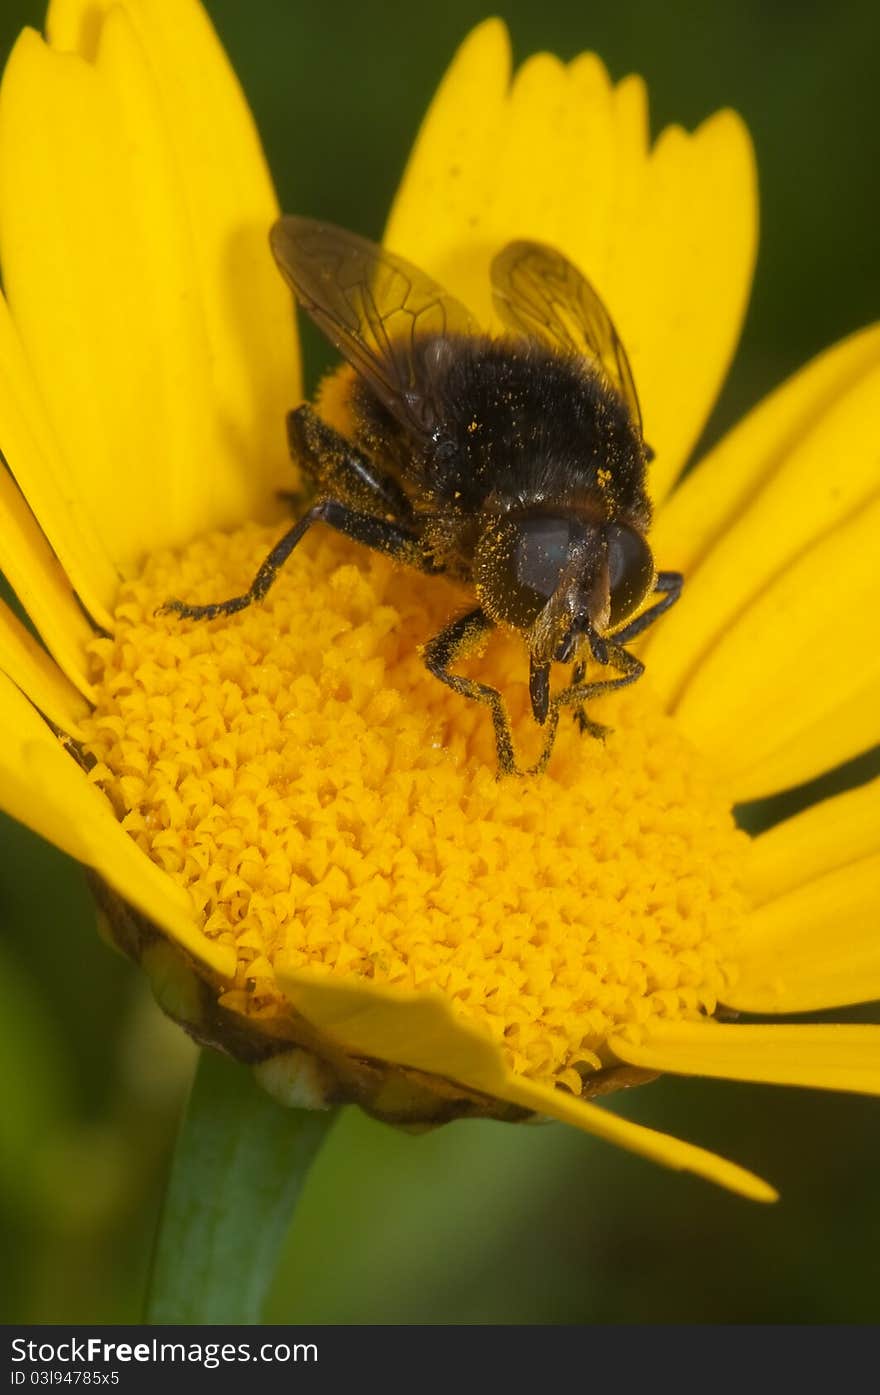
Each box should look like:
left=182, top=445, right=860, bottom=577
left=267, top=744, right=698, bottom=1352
left=351, top=334, right=651, bottom=532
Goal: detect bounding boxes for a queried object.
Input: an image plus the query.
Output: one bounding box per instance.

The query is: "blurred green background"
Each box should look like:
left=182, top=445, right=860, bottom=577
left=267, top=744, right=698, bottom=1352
left=1, top=0, right=878, bottom=1325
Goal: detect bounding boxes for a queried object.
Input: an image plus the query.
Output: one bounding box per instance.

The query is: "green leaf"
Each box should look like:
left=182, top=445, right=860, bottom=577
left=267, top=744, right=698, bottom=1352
left=145, top=1048, right=336, bottom=1324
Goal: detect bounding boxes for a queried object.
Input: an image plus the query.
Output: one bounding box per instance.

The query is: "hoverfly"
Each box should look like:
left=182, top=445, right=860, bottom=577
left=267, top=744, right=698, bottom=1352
left=164, top=217, right=682, bottom=776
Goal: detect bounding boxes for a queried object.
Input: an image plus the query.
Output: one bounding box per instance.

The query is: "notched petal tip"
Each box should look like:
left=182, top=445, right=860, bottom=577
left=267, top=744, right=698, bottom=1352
left=1, top=0, right=301, bottom=579
left=451, top=14, right=512, bottom=70
left=388, top=16, right=757, bottom=508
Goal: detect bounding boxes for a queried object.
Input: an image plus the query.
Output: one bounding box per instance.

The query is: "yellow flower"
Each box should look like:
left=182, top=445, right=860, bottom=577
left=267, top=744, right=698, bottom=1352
left=1, top=1, right=878, bottom=1205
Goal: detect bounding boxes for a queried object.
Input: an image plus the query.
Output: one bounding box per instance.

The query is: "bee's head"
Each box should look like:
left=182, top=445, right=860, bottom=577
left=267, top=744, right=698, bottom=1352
left=473, top=512, right=655, bottom=723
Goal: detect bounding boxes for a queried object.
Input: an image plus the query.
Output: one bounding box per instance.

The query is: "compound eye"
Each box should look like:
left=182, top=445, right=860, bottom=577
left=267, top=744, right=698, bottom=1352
left=475, top=516, right=585, bottom=629
left=606, top=523, right=654, bottom=627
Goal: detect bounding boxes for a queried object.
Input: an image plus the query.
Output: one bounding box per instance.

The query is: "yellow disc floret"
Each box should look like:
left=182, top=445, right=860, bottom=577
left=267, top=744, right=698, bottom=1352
left=81, top=523, right=748, bottom=1095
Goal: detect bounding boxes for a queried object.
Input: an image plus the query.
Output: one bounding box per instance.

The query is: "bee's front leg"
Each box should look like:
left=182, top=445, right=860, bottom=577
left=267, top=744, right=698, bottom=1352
left=555, top=642, right=643, bottom=737
left=567, top=572, right=682, bottom=737
left=569, top=659, right=613, bottom=739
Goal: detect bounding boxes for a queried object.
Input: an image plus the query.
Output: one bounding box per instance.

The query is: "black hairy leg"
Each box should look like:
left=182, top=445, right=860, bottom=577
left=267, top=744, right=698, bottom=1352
left=160, top=498, right=441, bottom=622
left=423, top=609, right=560, bottom=779
left=569, top=659, right=613, bottom=740
left=552, top=641, right=644, bottom=733
left=287, top=403, right=415, bottom=520
left=611, top=570, right=683, bottom=644
left=569, top=571, right=682, bottom=736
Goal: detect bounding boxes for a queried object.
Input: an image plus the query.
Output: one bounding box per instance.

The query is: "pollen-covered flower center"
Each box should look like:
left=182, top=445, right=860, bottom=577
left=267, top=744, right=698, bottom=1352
left=81, top=523, right=748, bottom=1093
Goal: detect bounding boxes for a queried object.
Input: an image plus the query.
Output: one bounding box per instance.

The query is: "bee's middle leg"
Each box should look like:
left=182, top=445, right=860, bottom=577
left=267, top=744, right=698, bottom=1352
left=424, top=610, right=515, bottom=775
left=423, top=610, right=559, bottom=778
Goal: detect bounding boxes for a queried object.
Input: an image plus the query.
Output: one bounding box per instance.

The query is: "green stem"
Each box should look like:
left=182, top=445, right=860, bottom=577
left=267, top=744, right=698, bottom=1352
left=145, top=1048, right=337, bottom=1324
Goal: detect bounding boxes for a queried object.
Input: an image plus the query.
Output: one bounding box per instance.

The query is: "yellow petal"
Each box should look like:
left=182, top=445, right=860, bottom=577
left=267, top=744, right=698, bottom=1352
left=0, top=22, right=204, bottom=569
left=0, top=599, right=86, bottom=736
left=47, top=0, right=301, bottom=513
left=0, top=292, right=118, bottom=626
left=646, top=326, right=880, bottom=706
left=385, top=20, right=756, bottom=501
left=745, top=778, right=880, bottom=905
left=0, top=453, right=95, bottom=704
left=728, top=684, right=879, bottom=804
left=0, top=6, right=297, bottom=576
left=0, top=669, right=233, bottom=977
left=672, top=495, right=880, bottom=799
left=612, top=1021, right=880, bottom=1096
left=500, top=1073, right=776, bottom=1204
left=724, top=854, right=880, bottom=1013
left=279, top=966, right=511, bottom=1088
left=0, top=22, right=204, bottom=570
left=280, top=968, right=775, bottom=1201
left=383, top=20, right=510, bottom=323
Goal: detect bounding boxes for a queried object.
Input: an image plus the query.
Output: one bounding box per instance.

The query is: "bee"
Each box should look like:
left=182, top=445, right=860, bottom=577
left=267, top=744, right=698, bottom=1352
left=164, top=217, right=682, bottom=776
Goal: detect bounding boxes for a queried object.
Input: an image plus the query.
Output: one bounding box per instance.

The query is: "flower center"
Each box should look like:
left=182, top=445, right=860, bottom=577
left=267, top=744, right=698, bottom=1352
left=81, top=522, right=748, bottom=1093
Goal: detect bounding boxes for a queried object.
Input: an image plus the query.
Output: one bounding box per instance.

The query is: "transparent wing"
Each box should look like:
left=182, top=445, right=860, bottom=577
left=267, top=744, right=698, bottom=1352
left=490, top=240, right=643, bottom=437
left=270, top=216, right=478, bottom=437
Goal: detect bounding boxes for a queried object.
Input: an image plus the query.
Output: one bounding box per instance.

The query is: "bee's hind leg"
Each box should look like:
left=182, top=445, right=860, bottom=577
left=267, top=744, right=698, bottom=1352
left=423, top=610, right=559, bottom=778
left=286, top=404, right=415, bottom=521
